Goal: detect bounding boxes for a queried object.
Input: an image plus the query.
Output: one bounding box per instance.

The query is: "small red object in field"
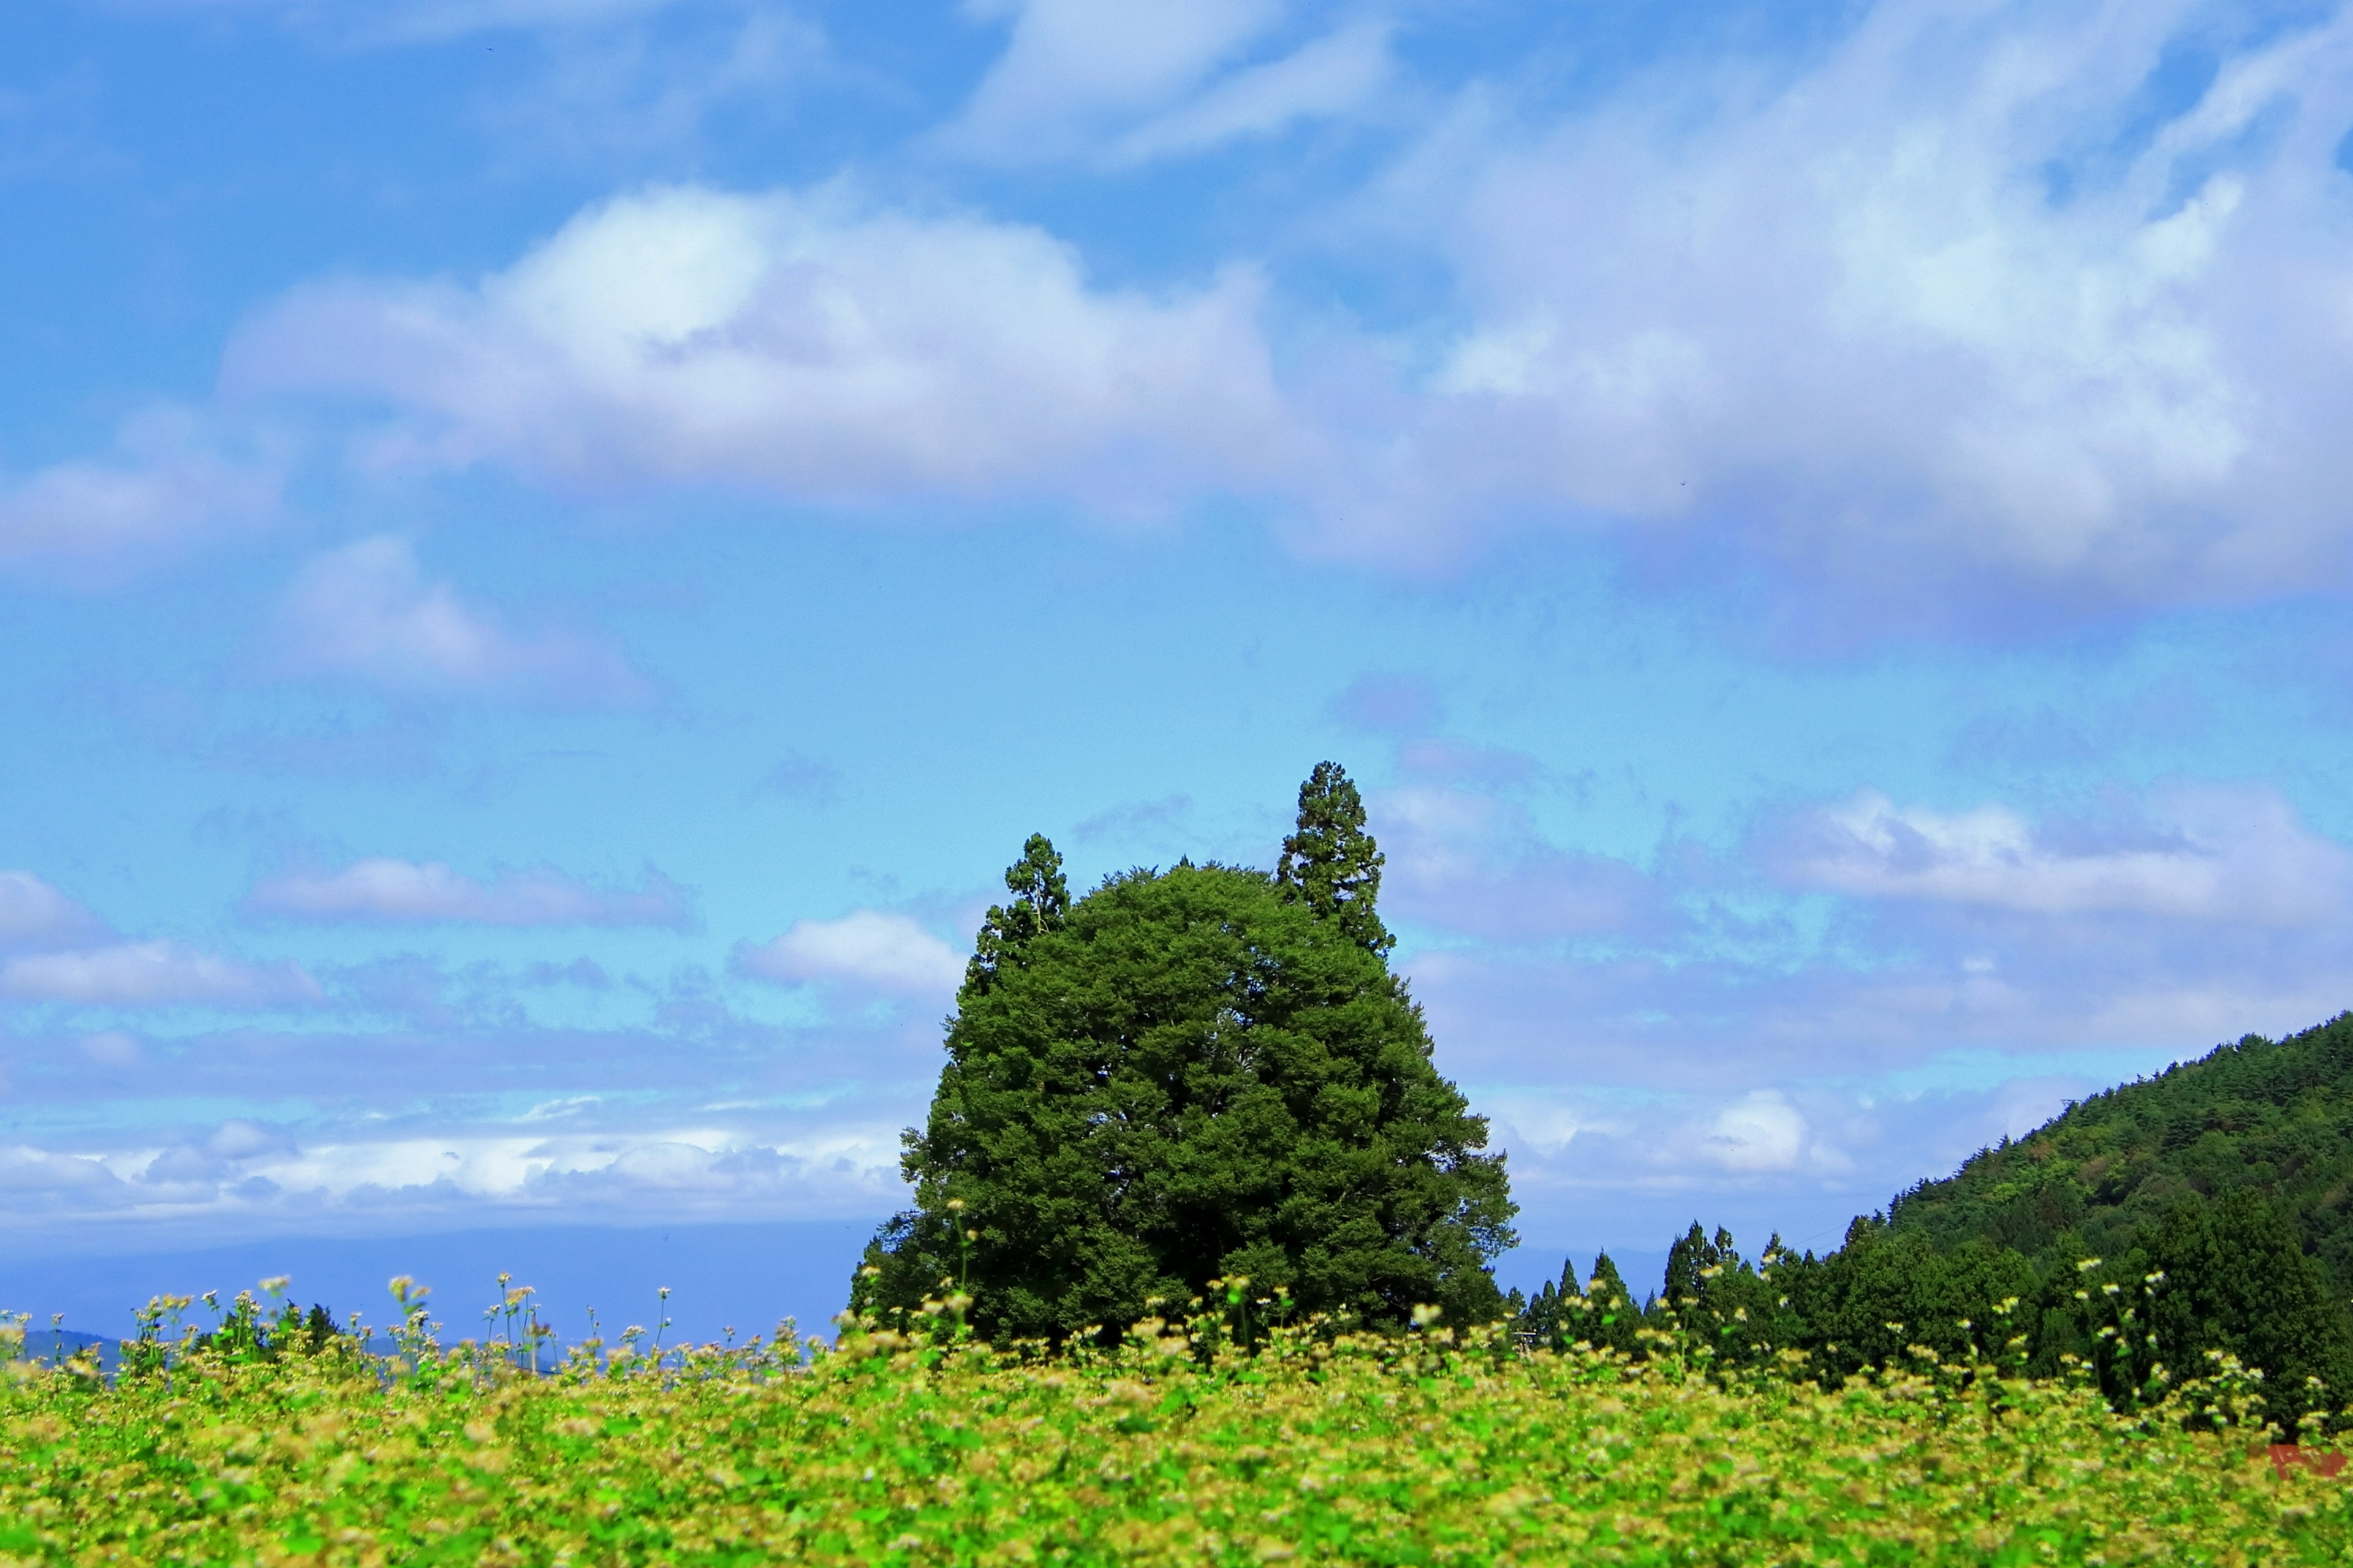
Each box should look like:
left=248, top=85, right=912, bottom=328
left=2268, top=1445, right=2348, bottom=1479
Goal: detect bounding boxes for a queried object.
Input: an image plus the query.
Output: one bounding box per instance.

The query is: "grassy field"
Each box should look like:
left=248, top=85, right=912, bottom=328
left=2, top=1296, right=2349, bottom=1566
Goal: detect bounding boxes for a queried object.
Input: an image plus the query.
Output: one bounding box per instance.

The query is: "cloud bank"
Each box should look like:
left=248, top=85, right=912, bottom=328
left=1345, top=0, right=2353, bottom=616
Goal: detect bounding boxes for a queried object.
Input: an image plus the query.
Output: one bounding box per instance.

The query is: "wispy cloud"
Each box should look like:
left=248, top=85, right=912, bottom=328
left=946, top=0, right=1389, bottom=165
left=249, top=858, right=693, bottom=928
left=735, top=909, right=963, bottom=996
left=945, top=0, right=1284, bottom=161
left=0, top=941, right=322, bottom=1009
left=0, top=409, right=282, bottom=588
left=1107, top=18, right=1391, bottom=165
left=273, top=536, right=649, bottom=706
left=1381, top=785, right=1674, bottom=944
left=0, top=872, right=102, bottom=950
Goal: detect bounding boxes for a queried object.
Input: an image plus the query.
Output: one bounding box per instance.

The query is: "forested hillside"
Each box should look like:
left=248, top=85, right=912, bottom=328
left=1889, top=1013, right=2353, bottom=1292
left=1520, top=1011, right=2353, bottom=1425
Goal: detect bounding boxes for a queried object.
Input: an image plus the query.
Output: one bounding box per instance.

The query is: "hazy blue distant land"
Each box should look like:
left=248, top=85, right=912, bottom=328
left=3, top=1222, right=1659, bottom=1349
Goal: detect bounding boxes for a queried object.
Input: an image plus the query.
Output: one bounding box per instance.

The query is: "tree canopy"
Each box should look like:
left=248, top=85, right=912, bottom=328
left=851, top=767, right=1515, bottom=1341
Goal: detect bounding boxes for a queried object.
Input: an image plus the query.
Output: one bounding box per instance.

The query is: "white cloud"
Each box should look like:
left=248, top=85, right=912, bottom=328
left=0, top=408, right=281, bottom=587
left=0, top=872, right=100, bottom=950
left=1778, top=784, right=2350, bottom=923
left=249, top=857, right=691, bottom=927
left=1700, top=1091, right=1811, bottom=1174
left=229, top=186, right=1289, bottom=512
left=275, top=536, right=648, bottom=706
left=1308, top=0, right=2353, bottom=611
left=0, top=942, right=322, bottom=1009
left=737, top=909, right=964, bottom=996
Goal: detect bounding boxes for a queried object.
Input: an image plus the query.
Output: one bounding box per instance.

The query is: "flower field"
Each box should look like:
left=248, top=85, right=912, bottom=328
left=2, top=1301, right=2349, bottom=1566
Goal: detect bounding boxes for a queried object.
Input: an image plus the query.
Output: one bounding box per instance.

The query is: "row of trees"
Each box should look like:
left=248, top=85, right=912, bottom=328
left=1518, top=1187, right=2353, bottom=1426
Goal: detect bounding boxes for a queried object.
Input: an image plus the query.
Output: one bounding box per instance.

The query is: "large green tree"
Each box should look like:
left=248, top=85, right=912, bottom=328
left=851, top=770, right=1516, bottom=1341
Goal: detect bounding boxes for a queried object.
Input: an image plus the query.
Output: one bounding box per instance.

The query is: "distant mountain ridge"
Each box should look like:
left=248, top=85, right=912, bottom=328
left=1889, top=1012, right=2353, bottom=1293
left=7, top=1328, right=120, bottom=1371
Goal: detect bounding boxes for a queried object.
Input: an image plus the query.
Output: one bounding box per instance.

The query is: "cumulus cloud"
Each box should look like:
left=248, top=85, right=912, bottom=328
left=736, top=909, right=964, bottom=996
left=37, top=2, right=2353, bottom=626
left=1328, top=0, right=2353, bottom=613
left=274, top=536, right=648, bottom=706
left=1699, top=1091, right=1814, bottom=1174
left=248, top=857, right=692, bottom=928
left=1773, top=784, right=2350, bottom=923
left=0, top=408, right=281, bottom=587
left=227, top=185, right=1289, bottom=512
left=0, top=872, right=100, bottom=950
left=0, top=942, right=322, bottom=1009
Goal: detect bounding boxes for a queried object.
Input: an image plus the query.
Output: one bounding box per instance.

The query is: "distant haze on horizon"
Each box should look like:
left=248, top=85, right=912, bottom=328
left=9, top=0, right=2353, bottom=1329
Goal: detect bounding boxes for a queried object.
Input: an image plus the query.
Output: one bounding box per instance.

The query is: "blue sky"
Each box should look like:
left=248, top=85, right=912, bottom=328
left=9, top=0, right=2353, bottom=1329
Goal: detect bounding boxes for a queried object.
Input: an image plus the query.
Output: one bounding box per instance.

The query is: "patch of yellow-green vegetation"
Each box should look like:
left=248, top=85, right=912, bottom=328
left=2, top=1311, right=2348, bottom=1566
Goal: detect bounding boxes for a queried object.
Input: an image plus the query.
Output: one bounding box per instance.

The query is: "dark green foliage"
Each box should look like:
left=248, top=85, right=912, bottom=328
left=2139, top=1190, right=2353, bottom=1425
left=1868, top=1010, right=2353, bottom=1420
left=962, top=833, right=1070, bottom=996
left=1889, top=1013, right=2353, bottom=1294
left=1774, top=1219, right=2037, bottom=1382
left=1656, top=1224, right=1808, bottom=1368
left=854, top=780, right=1515, bottom=1343
left=1275, top=761, right=1392, bottom=956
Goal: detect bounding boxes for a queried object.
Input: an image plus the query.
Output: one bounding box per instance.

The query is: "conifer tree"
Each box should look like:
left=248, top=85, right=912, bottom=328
left=1582, top=1251, right=1643, bottom=1355
left=1276, top=761, right=1392, bottom=956
left=963, top=833, right=1069, bottom=995
left=2147, top=1189, right=2353, bottom=1428
left=851, top=773, right=1515, bottom=1341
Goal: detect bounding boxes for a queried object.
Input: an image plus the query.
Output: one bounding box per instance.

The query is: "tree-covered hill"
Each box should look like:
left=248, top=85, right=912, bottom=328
left=1889, top=1012, right=2353, bottom=1293
left=1519, top=1011, right=2353, bottom=1426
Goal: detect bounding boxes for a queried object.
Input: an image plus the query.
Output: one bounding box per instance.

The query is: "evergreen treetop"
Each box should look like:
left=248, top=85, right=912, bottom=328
left=1276, top=761, right=1392, bottom=956
left=962, top=833, right=1069, bottom=996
